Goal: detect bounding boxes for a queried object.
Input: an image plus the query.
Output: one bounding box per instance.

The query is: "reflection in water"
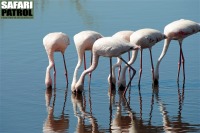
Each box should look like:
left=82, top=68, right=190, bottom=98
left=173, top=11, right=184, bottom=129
left=153, top=83, right=200, bottom=132
left=42, top=84, right=199, bottom=132
left=109, top=90, right=137, bottom=133
left=43, top=87, right=69, bottom=133
left=71, top=92, right=103, bottom=133
left=108, top=90, right=157, bottom=133
left=108, top=84, right=200, bottom=133
left=153, top=87, right=171, bottom=132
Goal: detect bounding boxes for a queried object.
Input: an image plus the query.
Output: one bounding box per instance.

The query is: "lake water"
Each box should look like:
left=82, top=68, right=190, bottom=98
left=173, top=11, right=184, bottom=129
left=0, top=0, right=200, bottom=133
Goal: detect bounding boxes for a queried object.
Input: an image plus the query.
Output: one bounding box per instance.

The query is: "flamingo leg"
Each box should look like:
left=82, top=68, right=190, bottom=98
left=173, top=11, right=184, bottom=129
left=180, top=43, right=185, bottom=83
left=177, top=41, right=182, bottom=83
left=84, top=52, right=87, bottom=70
left=53, top=64, right=56, bottom=88
left=128, top=51, right=131, bottom=79
left=118, top=65, right=121, bottom=80
left=149, top=48, right=155, bottom=83
left=110, top=57, right=115, bottom=90
left=138, top=49, right=143, bottom=86
left=119, top=57, right=136, bottom=96
left=89, top=51, right=92, bottom=78
left=62, top=54, right=68, bottom=85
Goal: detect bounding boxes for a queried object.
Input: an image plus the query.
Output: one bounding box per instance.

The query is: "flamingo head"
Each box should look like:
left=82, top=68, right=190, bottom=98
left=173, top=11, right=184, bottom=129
left=153, top=78, right=159, bottom=86
left=154, top=72, right=159, bottom=86
left=45, top=77, right=52, bottom=89
left=74, top=81, right=84, bottom=94
left=107, top=74, right=116, bottom=87
left=117, top=79, right=126, bottom=91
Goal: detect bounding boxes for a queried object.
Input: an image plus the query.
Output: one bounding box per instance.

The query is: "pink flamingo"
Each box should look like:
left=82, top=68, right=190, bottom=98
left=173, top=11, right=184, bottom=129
left=71, top=31, right=103, bottom=90
left=154, top=19, right=200, bottom=85
left=108, top=30, right=134, bottom=86
left=43, top=32, right=70, bottom=88
left=73, top=37, right=139, bottom=94
left=118, top=28, right=166, bottom=92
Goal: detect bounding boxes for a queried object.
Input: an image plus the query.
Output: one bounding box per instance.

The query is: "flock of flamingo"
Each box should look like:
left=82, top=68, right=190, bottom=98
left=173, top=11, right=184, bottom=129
left=43, top=19, right=200, bottom=95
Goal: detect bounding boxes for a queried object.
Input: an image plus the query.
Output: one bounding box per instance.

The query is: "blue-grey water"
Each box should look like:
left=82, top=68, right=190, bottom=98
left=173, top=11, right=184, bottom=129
left=0, top=0, right=200, bottom=133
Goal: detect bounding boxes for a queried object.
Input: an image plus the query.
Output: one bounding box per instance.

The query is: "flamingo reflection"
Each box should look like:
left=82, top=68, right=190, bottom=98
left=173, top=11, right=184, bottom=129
left=153, top=83, right=199, bottom=132
left=71, top=93, right=103, bottom=133
left=108, top=88, right=158, bottom=133
left=43, top=87, right=69, bottom=133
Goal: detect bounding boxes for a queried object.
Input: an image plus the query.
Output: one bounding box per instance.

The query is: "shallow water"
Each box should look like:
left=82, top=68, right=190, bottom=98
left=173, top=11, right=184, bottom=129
left=0, top=0, right=200, bottom=133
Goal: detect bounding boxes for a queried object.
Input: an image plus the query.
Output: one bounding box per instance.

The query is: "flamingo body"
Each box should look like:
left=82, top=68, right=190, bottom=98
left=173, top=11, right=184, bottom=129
left=118, top=28, right=166, bottom=88
left=43, top=32, right=69, bottom=54
left=112, top=30, right=134, bottom=42
left=130, top=28, right=166, bottom=48
left=71, top=31, right=103, bottom=90
left=74, top=37, right=138, bottom=93
left=108, top=31, right=134, bottom=85
left=43, top=32, right=70, bottom=88
left=74, top=30, right=103, bottom=51
left=94, top=38, right=133, bottom=57
left=154, top=19, right=200, bottom=85
left=164, top=19, right=200, bottom=40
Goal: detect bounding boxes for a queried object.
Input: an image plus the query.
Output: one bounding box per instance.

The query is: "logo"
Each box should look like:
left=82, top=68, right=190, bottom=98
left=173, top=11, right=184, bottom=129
left=0, top=0, right=34, bottom=19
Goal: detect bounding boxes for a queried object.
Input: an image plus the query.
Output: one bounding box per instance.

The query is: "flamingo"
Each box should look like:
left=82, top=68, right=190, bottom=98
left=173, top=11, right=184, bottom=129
left=73, top=37, right=139, bottom=93
left=71, top=30, right=103, bottom=90
left=154, top=19, right=200, bottom=85
left=118, top=28, right=166, bottom=92
left=108, top=30, right=134, bottom=85
left=43, top=32, right=70, bottom=88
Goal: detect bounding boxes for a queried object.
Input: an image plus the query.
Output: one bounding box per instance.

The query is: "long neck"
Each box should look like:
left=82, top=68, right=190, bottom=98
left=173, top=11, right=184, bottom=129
left=71, top=56, right=83, bottom=89
left=108, top=57, right=122, bottom=84
left=112, top=57, right=122, bottom=78
left=71, top=47, right=85, bottom=90
left=118, top=50, right=138, bottom=86
left=77, top=53, right=99, bottom=85
left=45, top=53, right=54, bottom=88
left=154, top=38, right=171, bottom=81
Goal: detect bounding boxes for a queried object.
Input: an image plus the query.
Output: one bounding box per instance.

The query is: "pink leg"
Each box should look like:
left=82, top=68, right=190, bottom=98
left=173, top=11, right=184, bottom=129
left=177, top=41, right=182, bottom=83
left=110, top=57, right=115, bottom=90
left=138, top=49, right=143, bottom=86
left=53, top=64, right=56, bottom=88
left=62, top=54, right=68, bottom=85
left=128, top=51, right=131, bottom=80
left=180, top=43, right=185, bottom=83
left=128, top=51, right=131, bottom=71
left=84, top=52, right=87, bottom=70
left=119, top=57, right=136, bottom=96
left=89, top=51, right=92, bottom=78
left=149, top=48, right=155, bottom=82
left=118, top=65, right=121, bottom=80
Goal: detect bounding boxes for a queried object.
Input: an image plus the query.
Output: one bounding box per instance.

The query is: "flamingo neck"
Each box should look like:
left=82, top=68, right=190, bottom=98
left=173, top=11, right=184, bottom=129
left=71, top=60, right=82, bottom=90
left=71, top=50, right=84, bottom=91
left=108, top=58, right=122, bottom=84
left=154, top=38, right=171, bottom=82
left=118, top=50, right=138, bottom=87
left=112, top=58, right=122, bottom=78
left=45, top=65, right=52, bottom=88
left=75, top=53, right=99, bottom=90
left=45, top=54, right=54, bottom=88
